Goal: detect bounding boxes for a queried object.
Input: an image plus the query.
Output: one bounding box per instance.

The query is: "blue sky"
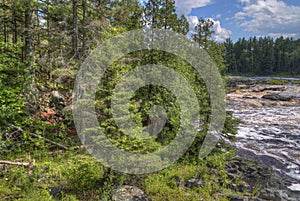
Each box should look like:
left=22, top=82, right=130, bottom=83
left=174, top=0, right=300, bottom=42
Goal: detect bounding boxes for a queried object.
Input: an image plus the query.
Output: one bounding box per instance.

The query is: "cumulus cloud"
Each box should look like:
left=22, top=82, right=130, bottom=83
left=186, top=16, right=199, bottom=31
left=210, top=18, right=232, bottom=42
left=235, top=0, right=300, bottom=37
left=174, top=1, right=231, bottom=42
left=175, top=0, right=212, bottom=16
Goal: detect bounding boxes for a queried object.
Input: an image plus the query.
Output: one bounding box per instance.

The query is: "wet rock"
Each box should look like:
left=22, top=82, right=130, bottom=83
left=262, top=93, right=293, bottom=101
left=225, top=158, right=300, bottom=201
left=112, top=185, right=148, bottom=201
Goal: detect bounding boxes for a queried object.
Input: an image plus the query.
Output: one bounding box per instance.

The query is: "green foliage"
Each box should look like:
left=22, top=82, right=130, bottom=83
left=192, top=17, right=214, bottom=50
left=267, top=79, right=289, bottom=85
left=224, top=37, right=300, bottom=75
left=0, top=42, right=27, bottom=124
left=144, top=153, right=234, bottom=201
left=144, top=0, right=189, bottom=34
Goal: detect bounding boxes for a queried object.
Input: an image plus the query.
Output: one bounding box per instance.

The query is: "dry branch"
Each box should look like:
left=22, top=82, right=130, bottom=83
left=0, top=160, right=32, bottom=167
left=0, top=159, right=35, bottom=175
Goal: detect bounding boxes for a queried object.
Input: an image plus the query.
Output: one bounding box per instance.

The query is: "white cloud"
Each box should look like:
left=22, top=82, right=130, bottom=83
left=186, top=16, right=199, bottom=31
left=175, top=0, right=212, bottom=16
left=235, top=0, right=300, bottom=37
left=175, top=0, right=231, bottom=42
left=210, top=18, right=232, bottom=42
left=238, top=0, right=251, bottom=3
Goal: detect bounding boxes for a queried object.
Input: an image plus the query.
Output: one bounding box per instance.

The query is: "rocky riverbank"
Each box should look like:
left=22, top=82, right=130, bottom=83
left=227, top=77, right=300, bottom=200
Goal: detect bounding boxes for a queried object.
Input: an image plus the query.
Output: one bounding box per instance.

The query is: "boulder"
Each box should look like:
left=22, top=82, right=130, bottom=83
left=112, top=185, right=148, bottom=201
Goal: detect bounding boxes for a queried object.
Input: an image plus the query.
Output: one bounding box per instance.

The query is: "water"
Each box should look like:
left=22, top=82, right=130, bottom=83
left=227, top=79, right=300, bottom=190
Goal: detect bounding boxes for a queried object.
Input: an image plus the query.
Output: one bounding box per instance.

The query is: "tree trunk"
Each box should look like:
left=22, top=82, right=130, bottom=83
left=82, top=0, right=87, bottom=58
left=24, top=3, right=38, bottom=100
left=36, top=10, right=41, bottom=58
left=13, top=9, right=17, bottom=44
left=24, top=7, right=34, bottom=67
left=3, top=19, right=7, bottom=43
left=73, top=0, right=79, bottom=60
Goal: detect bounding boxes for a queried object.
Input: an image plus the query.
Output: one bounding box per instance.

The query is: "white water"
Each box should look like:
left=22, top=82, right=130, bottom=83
left=227, top=81, right=300, bottom=188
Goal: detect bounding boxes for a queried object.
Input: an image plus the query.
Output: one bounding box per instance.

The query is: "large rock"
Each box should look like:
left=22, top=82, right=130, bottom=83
left=112, top=186, right=148, bottom=201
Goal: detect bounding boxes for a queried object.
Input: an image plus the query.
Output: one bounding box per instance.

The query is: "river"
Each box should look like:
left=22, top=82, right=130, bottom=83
left=227, top=76, right=300, bottom=192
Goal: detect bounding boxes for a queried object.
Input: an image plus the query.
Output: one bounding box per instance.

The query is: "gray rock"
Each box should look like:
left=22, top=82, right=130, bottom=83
left=50, top=91, right=66, bottom=106
left=259, top=188, right=289, bottom=201
left=262, top=93, right=293, bottom=101
left=112, top=185, right=148, bottom=201
left=186, top=178, right=205, bottom=188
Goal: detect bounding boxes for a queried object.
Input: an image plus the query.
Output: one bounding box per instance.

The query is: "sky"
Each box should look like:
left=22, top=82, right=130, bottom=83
left=174, top=0, right=300, bottom=42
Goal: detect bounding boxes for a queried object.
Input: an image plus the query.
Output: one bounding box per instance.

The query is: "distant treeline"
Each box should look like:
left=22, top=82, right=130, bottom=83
left=223, top=37, right=300, bottom=75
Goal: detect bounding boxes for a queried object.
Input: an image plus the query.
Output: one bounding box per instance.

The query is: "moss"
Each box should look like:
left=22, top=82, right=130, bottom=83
left=267, top=79, right=289, bottom=85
